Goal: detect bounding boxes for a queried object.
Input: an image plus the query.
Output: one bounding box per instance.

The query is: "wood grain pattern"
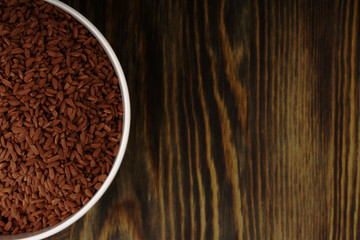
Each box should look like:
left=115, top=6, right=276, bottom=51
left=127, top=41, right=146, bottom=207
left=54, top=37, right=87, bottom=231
left=46, top=0, right=360, bottom=239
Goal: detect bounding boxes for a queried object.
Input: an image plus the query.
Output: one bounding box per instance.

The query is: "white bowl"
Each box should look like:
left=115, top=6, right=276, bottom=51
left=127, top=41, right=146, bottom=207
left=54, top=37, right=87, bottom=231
left=0, top=0, right=131, bottom=239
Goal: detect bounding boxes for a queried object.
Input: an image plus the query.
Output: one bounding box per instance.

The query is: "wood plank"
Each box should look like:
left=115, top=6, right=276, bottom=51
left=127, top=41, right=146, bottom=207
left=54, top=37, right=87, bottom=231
left=47, top=0, right=360, bottom=239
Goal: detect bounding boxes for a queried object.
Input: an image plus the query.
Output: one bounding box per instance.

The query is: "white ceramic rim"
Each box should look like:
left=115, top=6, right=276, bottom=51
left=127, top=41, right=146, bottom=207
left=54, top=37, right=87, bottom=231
left=0, top=0, right=131, bottom=239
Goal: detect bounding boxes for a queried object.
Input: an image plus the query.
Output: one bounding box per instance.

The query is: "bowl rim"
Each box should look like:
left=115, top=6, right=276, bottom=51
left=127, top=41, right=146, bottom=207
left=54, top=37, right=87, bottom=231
left=0, top=0, right=131, bottom=239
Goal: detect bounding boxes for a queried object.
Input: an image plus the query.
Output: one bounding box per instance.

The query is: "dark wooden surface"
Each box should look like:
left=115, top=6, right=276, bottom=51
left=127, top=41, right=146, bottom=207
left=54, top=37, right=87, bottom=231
left=47, top=0, right=360, bottom=239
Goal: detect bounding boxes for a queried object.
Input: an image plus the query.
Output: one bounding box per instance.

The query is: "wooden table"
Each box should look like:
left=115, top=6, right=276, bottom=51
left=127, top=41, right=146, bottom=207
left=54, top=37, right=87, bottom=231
left=48, top=0, right=360, bottom=239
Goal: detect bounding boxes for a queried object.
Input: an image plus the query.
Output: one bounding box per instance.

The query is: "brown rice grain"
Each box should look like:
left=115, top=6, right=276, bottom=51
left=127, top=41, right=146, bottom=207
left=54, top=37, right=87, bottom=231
left=0, top=0, right=122, bottom=234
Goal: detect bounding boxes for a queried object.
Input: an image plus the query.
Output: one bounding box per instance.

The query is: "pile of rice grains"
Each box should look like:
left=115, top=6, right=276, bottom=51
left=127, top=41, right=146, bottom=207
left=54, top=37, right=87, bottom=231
left=0, top=0, right=123, bottom=234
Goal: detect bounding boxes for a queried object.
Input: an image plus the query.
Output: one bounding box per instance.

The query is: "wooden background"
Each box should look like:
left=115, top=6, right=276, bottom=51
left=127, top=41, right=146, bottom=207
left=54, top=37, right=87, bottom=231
left=47, top=0, right=360, bottom=239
